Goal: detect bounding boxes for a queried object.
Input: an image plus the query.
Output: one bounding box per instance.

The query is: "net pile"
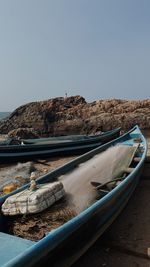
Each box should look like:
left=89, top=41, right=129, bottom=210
left=7, top=198, right=76, bottom=241
left=60, top=144, right=137, bottom=212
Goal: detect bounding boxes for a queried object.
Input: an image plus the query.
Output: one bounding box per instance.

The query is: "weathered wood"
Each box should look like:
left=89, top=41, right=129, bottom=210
left=125, top=167, right=134, bottom=174
left=91, top=177, right=123, bottom=190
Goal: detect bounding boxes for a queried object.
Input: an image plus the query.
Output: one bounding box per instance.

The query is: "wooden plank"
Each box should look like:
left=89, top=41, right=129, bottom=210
left=125, top=167, right=134, bottom=174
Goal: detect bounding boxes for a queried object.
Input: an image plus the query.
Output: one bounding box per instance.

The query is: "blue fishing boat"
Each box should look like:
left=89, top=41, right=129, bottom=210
left=0, top=133, right=99, bottom=146
left=0, top=127, right=120, bottom=162
left=21, top=133, right=100, bottom=144
left=0, top=125, right=147, bottom=267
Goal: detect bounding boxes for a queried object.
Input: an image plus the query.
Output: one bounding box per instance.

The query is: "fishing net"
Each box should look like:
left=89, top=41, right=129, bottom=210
left=7, top=198, right=76, bottom=241
left=6, top=144, right=137, bottom=241
left=0, top=162, right=34, bottom=195
left=60, top=144, right=138, bottom=212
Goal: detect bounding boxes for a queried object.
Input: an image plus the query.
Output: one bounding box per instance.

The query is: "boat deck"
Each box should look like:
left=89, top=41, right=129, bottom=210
left=0, top=232, right=34, bottom=266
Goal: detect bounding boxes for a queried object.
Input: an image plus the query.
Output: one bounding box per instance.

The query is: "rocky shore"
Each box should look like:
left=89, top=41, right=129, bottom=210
left=0, top=96, right=150, bottom=138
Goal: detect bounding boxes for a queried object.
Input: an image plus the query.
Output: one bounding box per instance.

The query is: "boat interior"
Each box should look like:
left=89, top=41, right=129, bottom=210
left=0, top=127, right=146, bottom=266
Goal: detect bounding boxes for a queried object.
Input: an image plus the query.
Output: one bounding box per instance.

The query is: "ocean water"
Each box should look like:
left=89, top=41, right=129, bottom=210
left=0, top=112, right=10, bottom=120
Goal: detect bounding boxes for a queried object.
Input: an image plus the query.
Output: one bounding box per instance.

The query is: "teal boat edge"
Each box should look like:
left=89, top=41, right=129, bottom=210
left=0, top=125, right=147, bottom=267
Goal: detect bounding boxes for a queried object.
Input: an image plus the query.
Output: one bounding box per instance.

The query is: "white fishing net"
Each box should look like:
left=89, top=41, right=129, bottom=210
left=60, top=144, right=137, bottom=212
left=2, top=144, right=138, bottom=216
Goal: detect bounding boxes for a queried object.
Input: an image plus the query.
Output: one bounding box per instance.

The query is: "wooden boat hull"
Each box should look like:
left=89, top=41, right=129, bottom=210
left=0, top=126, right=147, bottom=267
left=0, top=128, right=120, bottom=162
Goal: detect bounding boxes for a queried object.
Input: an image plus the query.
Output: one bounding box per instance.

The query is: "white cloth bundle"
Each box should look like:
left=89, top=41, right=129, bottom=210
left=2, top=181, right=65, bottom=215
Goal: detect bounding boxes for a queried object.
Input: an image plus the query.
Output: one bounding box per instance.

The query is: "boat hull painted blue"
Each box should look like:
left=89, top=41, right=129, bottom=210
left=0, top=126, right=147, bottom=267
left=22, top=176, right=141, bottom=267
left=0, top=128, right=120, bottom=162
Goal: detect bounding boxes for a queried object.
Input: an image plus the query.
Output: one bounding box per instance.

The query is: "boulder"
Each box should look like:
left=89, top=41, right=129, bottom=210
left=0, top=96, right=150, bottom=137
left=8, top=128, right=39, bottom=139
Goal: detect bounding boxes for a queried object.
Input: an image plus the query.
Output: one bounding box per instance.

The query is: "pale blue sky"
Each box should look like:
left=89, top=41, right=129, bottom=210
left=0, top=0, right=150, bottom=110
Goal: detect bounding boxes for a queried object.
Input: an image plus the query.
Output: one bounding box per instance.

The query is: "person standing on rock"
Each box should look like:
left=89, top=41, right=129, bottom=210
left=64, top=91, right=68, bottom=99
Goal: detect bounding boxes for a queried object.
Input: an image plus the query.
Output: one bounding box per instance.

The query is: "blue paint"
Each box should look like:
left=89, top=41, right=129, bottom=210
left=0, top=233, right=34, bottom=266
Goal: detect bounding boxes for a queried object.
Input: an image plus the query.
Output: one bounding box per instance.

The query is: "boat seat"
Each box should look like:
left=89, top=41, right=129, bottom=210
left=91, top=177, right=124, bottom=191
left=133, top=138, right=142, bottom=143
left=0, top=232, right=35, bottom=266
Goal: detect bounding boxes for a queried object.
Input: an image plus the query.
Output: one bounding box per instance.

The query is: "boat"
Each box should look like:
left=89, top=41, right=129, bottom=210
left=0, top=127, right=120, bottom=162
left=21, top=133, right=98, bottom=144
left=0, top=125, right=147, bottom=267
left=0, top=133, right=99, bottom=146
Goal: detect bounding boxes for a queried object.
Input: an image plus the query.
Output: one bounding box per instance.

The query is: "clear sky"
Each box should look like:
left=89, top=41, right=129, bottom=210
left=0, top=0, right=150, bottom=111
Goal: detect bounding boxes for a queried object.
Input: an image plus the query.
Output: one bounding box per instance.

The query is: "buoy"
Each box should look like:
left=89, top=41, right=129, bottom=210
left=29, top=172, right=37, bottom=191
left=3, top=183, right=17, bottom=194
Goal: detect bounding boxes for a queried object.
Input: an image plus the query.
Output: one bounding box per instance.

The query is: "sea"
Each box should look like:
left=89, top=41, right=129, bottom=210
left=0, top=112, right=10, bottom=120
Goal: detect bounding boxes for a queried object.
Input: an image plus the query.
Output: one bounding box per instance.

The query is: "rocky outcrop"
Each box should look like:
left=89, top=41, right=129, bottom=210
left=0, top=96, right=150, bottom=137
left=8, top=128, right=39, bottom=139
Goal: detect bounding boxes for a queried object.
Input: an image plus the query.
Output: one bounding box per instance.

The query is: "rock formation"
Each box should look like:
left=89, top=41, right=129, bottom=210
left=0, top=96, right=150, bottom=137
